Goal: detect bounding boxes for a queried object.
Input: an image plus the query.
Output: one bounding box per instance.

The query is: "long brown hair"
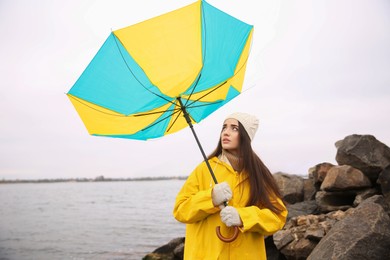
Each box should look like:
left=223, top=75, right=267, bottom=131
left=208, top=122, right=284, bottom=214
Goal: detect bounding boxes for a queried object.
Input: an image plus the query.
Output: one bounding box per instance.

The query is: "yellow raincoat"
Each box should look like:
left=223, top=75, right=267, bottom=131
left=173, top=156, right=287, bottom=260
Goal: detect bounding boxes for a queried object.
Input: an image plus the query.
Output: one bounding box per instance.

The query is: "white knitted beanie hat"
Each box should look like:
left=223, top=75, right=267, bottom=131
left=225, top=112, right=259, bottom=141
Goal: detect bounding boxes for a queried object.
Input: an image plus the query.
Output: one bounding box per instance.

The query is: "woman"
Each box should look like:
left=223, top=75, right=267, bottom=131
left=173, top=112, right=287, bottom=259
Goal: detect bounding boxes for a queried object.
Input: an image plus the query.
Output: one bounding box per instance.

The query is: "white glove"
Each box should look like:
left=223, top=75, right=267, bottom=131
left=212, top=182, right=232, bottom=207
left=220, top=206, right=242, bottom=227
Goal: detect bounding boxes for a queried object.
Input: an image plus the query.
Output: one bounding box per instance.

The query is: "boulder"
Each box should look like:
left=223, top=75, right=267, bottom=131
left=377, top=164, right=390, bottom=197
left=315, top=190, right=355, bottom=213
left=143, top=237, right=185, bottom=260
left=303, top=177, right=316, bottom=201
left=320, top=165, right=371, bottom=191
left=308, top=196, right=390, bottom=260
left=286, top=200, right=318, bottom=220
left=309, top=162, right=334, bottom=187
left=335, top=134, right=390, bottom=180
left=265, top=236, right=287, bottom=260
left=353, top=188, right=379, bottom=206
left=274, top=172, right=304, bottom=204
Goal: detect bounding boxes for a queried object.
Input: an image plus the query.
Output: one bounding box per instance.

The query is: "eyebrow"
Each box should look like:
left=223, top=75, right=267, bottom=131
left=222, top=123, right=239, bottom=127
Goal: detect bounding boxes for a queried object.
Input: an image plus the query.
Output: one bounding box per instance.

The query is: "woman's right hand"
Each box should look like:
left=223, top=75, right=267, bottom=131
left=212, top=182, right=232, bottom=207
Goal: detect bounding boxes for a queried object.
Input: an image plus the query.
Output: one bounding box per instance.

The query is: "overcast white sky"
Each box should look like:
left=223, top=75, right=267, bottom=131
left=1, top=0, right=389, bottom=180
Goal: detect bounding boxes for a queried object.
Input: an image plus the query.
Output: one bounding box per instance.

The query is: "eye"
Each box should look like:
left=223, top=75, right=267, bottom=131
left=232, top=126, right=239, bottom=131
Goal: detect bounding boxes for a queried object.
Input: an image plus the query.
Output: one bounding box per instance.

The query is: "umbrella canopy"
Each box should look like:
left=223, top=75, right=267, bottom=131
left=67, top=0, right=253, bottom=140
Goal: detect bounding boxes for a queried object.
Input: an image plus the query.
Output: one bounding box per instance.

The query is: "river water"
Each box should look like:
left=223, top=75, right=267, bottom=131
left=0, top=180, right=186, bottom=260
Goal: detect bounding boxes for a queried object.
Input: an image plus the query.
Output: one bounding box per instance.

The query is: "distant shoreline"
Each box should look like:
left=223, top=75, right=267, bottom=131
left=0, top=176, right=187, bottom=184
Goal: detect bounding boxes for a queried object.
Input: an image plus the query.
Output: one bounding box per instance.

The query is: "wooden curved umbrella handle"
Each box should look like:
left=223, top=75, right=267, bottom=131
left=216, top=226, right=239, bottom=243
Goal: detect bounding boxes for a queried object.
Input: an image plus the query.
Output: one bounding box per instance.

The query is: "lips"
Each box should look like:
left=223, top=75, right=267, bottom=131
left=222, top=138, right=230, bottom=143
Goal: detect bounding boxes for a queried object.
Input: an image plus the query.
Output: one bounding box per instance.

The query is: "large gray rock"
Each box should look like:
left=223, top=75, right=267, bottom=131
left=309, top=162, right=334, bottom=187
left=143, top=237, right=185, bottom=260
left=265, top=236, right=287, bottom=260
left=274, top=172, right=304, bottom=204
left=286, top=200, right=318, bottom=220
left=315, top=190, right=355, bottom=213
left=377, top=164, right=390, bottom=197
left=307, top=196, right=390, bottom=260
left=303, top=177, right=316, bottom=201
left=320, top=165, right=371, bottom=191
left=335, top=134, right=390, bottom=180
left=353, top=188, right=379, bottom=206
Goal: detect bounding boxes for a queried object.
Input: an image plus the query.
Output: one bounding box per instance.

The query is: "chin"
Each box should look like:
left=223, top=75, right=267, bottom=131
left=223, top=146, right=235, bottom=151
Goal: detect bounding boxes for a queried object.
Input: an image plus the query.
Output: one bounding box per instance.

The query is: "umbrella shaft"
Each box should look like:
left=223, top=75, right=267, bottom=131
left=177, top=97, right=219, bottom=184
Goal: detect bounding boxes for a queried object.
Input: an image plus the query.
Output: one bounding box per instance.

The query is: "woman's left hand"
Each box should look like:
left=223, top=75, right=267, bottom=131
left=220, top=206, right=243, bottom=227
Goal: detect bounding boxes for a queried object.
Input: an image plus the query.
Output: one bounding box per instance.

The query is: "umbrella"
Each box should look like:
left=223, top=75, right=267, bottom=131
left=67, top=0, right=253, bottom=242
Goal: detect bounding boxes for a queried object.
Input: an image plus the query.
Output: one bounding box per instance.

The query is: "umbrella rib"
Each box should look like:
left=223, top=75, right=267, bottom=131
left=134, top=107, right=181, bottom=117
left=183, top=71, right=203, bottom=108
left=183, top=2, right=251, bottom=111
left=182, top=2, right=208, bottom=109
left=179, top=80, right=226, bottom=122
left=184, top=42, right=252, bottom=110
left=165, top=107, right=183, bottom=133
left=184, top=4, right=253, bottom=110
left=112, top=33, right=175, bottom=106
left=186, top=80, right=227, bottom=107
left=186, top=101, right=222, bottom=109
left=140, top=107, right=182, bottom=132
left=138, top=99, right=188, bottom=134
left=185, top=30, right=253, bottom=109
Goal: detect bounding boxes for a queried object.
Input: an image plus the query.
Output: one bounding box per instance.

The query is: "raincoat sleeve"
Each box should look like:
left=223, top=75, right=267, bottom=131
left=173, top=163, right=219, bottom=223
left=237, top=197, right=287, bottom=236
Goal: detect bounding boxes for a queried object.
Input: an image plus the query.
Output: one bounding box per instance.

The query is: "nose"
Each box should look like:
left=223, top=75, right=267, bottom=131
left=222, top=128, right=230, bottom=136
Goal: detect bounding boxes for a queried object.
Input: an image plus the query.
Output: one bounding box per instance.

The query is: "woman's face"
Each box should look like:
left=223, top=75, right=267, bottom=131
left=221, top=118, right=240, bottom=155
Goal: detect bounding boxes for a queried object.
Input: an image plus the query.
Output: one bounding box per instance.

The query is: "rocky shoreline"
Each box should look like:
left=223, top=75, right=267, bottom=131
left=143, top=134, right=390, bottom=260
